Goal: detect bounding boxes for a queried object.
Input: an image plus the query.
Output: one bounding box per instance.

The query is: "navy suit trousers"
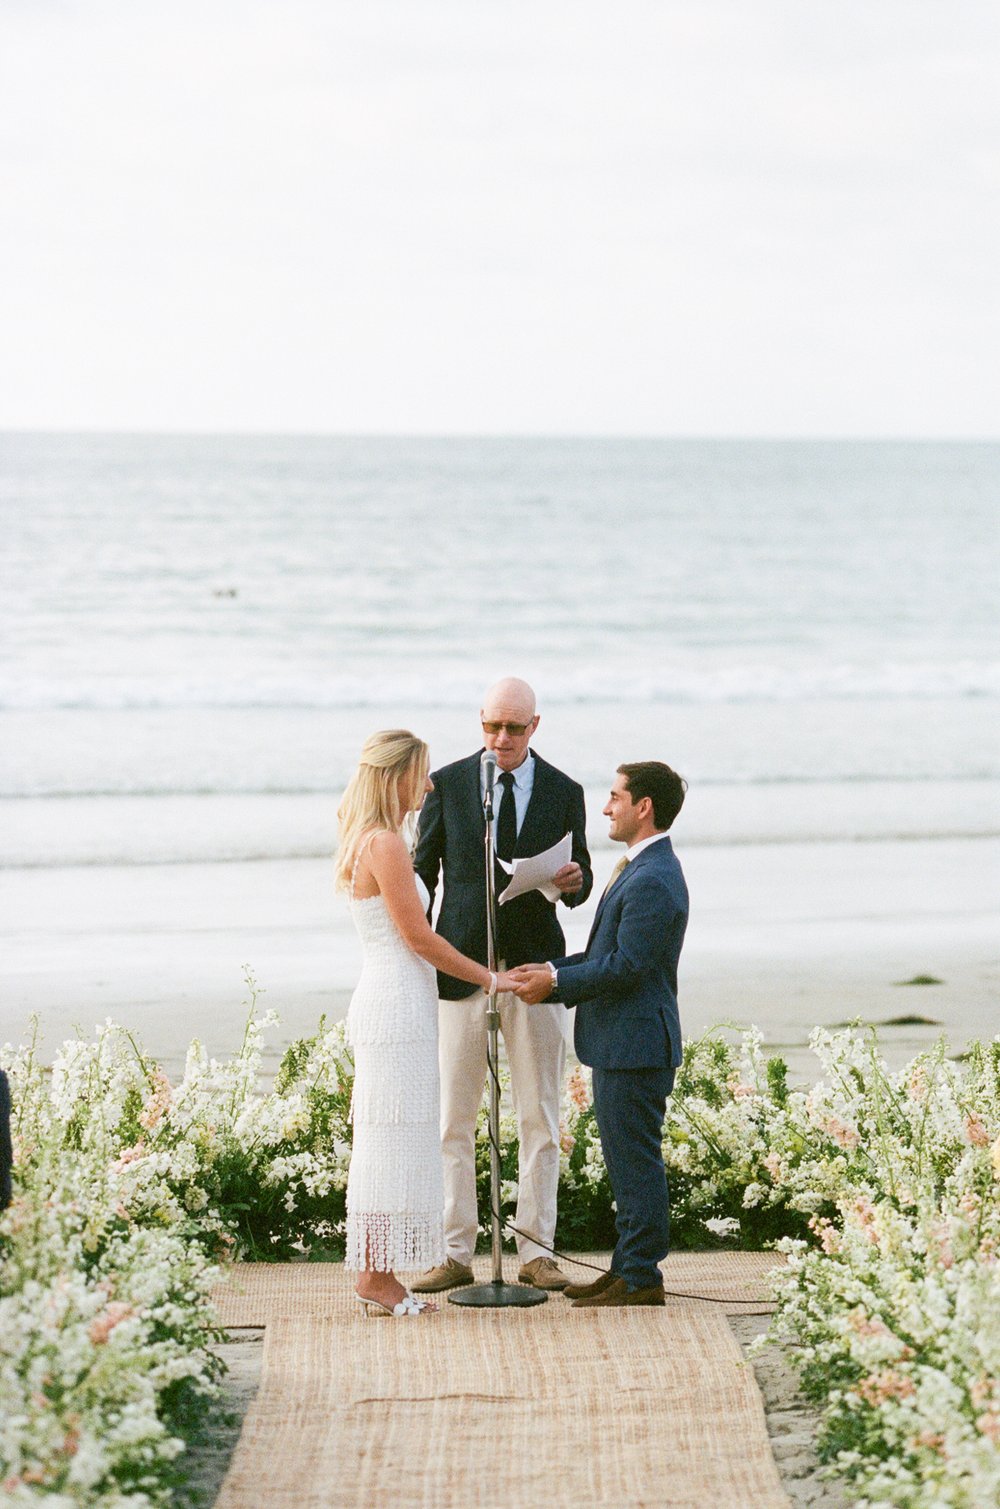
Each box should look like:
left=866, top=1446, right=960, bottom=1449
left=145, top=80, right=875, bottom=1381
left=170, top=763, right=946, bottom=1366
left=592, top=1065, right=675, bottom=1290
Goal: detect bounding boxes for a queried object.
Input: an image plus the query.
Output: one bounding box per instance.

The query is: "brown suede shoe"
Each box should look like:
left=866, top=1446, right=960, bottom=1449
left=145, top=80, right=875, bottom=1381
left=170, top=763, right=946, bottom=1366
left=571, top=1278, right=665, bottom=1308
left=518, top=1256, right=570, bottom=1290
left=563, top=1270, right=618, bottom=1300
left=410, top=1257, right=474, bottom=1293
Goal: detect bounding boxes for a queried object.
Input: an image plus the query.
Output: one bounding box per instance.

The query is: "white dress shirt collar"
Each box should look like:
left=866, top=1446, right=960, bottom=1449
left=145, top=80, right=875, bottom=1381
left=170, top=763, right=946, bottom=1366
left=624, top=830, right=670, bottom=862
left=480, top=749, right=535, bottom=795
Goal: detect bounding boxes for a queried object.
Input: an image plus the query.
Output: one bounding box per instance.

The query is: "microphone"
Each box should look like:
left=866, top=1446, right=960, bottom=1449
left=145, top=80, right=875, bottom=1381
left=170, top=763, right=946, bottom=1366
left=481, top=749, right=498, bottom=809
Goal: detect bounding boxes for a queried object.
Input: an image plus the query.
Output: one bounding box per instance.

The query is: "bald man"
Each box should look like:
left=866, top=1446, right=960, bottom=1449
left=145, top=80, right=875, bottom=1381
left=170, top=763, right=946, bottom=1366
left=412, top=678, right=593, bottom=1291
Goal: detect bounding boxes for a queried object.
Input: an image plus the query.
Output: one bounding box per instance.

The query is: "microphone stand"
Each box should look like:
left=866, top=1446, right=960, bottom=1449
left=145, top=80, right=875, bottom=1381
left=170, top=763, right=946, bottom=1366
left=449, top=767, right=547, bottom=1310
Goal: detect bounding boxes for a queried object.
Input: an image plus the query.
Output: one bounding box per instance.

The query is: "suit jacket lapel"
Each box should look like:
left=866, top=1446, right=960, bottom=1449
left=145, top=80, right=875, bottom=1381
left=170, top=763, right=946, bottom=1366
left=586, top=859, right=628, bottom=947
left=585, top=841, right=666, bottom=949
left=465, top=751, right=486, bottom=834
left=514, top=752, right=551, bottom=857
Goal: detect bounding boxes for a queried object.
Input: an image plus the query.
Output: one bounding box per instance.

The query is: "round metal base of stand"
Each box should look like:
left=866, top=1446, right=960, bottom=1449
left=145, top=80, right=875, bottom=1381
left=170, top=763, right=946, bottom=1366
left=449, top=1280, right=548, bottom=1308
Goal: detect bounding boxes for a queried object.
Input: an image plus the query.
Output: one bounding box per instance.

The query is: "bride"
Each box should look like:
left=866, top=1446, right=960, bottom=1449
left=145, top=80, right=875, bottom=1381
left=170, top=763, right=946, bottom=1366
left=335, top=730, right=516, bottom=1317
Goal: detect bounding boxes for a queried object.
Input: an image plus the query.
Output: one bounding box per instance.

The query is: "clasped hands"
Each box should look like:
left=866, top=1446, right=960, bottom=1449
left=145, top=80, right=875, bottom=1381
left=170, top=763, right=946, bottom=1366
left=508, top=964, right=556, bottom=1004
left=491, top=863, right=581, bottom=1003
left=491, top=966, right=553, bottom=1002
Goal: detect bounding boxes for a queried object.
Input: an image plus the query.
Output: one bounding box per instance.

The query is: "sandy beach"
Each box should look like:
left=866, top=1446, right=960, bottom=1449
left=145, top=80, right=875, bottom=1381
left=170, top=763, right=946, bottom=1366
left=3, top=832, right=995, bottom=1080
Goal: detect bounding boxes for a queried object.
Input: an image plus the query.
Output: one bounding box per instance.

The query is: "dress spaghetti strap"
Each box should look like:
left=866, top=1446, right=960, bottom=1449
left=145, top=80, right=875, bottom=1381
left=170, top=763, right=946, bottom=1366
left=350, top=829, right=386, bottom=900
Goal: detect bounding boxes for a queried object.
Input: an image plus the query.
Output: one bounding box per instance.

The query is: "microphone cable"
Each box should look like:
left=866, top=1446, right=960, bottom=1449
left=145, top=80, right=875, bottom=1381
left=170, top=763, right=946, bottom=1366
left=483, top=1033, right=777, bottom=1309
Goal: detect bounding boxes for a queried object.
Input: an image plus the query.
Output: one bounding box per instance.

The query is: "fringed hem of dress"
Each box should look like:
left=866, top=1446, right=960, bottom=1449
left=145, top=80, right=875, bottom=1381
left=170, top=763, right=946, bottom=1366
left=345, top=1210, right=445, bottom=1273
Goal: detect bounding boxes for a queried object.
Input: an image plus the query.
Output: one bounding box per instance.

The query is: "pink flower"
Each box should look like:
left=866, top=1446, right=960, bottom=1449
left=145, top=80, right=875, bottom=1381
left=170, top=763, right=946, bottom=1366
left=930, top=1221, right=955, bottom=1269
left=88, top=1301, right=134, bottom=1345
left=848, top=1309, right=891, bottom=1338
left=856, top=1369, right=916, bottom=1406
left=139, top=1069, right=173, bottom=1131
left=822, top=1116, right=859, bottom=1150
left=907, top=1067, right=928, bottom=1102
left=849, top=1195, right=879, bottom=1241
left=567, top=1067, right=591, bottom=1112
left=110, top=1141, right=147, bottom=1172
left=964, top=1113, right=990, bottom=1148
left=976, top=1412, right=1000, bottom=1443
left=808, top=1215, right=842, bottom=1254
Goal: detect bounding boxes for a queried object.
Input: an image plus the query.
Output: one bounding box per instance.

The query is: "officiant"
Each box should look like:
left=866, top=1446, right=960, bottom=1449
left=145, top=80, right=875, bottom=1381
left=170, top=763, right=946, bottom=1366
left=413, top=677, right=593, bottom=1293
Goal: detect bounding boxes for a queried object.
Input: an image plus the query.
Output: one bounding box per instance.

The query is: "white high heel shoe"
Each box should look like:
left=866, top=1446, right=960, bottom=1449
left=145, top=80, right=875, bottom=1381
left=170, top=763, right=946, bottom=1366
left=355, top=1291, right=436, bottom=1317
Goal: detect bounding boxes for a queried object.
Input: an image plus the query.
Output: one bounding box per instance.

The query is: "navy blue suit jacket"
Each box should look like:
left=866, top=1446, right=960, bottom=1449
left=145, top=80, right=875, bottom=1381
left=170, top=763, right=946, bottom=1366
left=414, top=749, right=593, bottom=999
left=553, top=836, right=688, bottom=1070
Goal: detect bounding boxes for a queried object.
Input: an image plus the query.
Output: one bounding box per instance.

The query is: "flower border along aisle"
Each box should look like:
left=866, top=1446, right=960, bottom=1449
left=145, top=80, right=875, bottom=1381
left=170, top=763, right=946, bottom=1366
left=1, top=979, right=367, bottom=1505
left=2, top=997, right=997, bottom=1508
left=656, top=1024, right=999, bottom=1506
left=0, top=1030, right=226, bottom=1506
left=765, top=1032, right=1000, bottom=1509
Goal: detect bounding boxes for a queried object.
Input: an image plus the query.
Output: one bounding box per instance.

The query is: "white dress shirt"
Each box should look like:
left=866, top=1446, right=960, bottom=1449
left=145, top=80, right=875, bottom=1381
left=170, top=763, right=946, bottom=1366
left=480, top=750, right=535, bottom=835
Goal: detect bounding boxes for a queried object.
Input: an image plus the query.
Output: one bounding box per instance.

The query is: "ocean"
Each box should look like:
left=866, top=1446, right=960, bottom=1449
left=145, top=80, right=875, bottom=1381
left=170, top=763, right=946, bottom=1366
left=1, top=433, right=997, bottom=1073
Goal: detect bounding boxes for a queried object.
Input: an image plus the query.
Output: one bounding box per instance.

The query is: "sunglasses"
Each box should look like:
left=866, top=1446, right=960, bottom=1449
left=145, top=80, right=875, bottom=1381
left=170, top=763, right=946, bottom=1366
left=482, top=720, right=532, bottom=736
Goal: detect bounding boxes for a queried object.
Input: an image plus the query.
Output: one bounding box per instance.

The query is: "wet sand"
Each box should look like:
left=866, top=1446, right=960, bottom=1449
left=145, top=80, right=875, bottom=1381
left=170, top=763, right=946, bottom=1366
left=2, top=836, right=996, bottom=1080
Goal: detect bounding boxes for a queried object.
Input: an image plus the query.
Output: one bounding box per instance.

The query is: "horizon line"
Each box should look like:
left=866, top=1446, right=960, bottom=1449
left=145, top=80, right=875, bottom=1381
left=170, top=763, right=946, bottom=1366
left=2, top=427, right=998, bottom=444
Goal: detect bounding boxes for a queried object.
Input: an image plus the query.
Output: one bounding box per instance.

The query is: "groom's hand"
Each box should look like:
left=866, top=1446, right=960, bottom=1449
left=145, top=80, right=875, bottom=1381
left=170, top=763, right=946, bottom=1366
left=552, top=862, right=584, bottom=895
left=510, top=964, right=555, bottom=1004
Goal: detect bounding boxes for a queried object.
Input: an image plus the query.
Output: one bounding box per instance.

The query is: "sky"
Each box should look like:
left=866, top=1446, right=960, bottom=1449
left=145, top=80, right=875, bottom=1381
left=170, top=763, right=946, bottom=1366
left=1, top=1, right=998, bottom=436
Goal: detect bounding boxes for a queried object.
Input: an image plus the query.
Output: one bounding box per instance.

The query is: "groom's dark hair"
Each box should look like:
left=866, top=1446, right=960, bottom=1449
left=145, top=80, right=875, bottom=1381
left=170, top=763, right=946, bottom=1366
left=618, top=762, right=687, bottom=831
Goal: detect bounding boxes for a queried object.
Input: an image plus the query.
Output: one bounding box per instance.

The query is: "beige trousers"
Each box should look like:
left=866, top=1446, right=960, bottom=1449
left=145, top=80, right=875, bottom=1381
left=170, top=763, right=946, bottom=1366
left=438, top=986, right=568, bottom=1266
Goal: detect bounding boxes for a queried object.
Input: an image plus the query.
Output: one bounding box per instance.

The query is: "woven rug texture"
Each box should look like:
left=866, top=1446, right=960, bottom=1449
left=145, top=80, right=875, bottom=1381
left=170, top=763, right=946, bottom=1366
left=211, top=1252, right=789, bottom=1509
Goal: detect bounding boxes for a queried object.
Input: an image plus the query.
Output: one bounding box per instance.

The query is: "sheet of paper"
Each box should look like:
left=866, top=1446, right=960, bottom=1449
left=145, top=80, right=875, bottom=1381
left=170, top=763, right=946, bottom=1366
left=496, top=832, right=572, bottom=904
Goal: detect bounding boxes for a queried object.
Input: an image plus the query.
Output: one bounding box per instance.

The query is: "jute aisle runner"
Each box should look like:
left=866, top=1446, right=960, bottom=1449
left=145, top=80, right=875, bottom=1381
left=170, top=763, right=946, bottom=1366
left=211, top=1253, right=789, bottom=1509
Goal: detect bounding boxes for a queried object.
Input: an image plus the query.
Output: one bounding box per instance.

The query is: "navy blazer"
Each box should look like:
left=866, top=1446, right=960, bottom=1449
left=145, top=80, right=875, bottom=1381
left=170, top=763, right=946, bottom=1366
left=414, top=749, right=593, bottom=999
left=553, top=836, right=688, bottom=1070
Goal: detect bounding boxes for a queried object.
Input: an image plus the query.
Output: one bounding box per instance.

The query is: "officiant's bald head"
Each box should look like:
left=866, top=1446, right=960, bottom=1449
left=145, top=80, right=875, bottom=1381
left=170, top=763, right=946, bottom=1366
left=480, top=677, right=539, bottom=771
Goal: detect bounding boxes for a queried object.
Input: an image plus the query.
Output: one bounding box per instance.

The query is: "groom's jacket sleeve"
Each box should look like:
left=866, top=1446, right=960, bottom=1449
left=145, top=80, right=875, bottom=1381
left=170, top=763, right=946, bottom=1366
left=550, top=872, right=682, bottom=1006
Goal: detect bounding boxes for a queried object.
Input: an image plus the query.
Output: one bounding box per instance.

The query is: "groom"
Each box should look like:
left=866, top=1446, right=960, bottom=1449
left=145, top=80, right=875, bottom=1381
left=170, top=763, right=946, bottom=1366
left=512, top=761, right=688, bottom=1306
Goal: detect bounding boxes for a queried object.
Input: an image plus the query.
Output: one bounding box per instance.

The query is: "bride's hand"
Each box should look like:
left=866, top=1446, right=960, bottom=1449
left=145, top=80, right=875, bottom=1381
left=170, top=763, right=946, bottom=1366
left=508, top=965, right=555, bottom=1004
left=494, top=970, right=519, bottom=994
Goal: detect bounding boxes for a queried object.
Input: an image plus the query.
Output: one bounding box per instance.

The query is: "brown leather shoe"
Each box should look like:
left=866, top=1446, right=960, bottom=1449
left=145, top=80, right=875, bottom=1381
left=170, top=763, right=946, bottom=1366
left=410, top=1257, right=474, bottom=1293
left=563, top=1270, right=618, bottom=1300
left=572, top=1278, right=665, bottom=1308
left=518, top=1256, right=570, bottom=1290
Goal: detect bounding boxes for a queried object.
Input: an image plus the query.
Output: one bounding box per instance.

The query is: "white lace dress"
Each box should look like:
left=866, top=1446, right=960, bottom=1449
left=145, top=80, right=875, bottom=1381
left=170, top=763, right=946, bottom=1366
left=344, top=864, right=445, bottom=1273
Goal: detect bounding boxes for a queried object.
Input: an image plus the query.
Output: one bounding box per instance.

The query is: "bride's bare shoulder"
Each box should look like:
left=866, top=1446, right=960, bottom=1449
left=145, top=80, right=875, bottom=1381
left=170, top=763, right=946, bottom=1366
left=367, top=828, right=408, bottom=855
left=365, top=829, right=411, bottom=871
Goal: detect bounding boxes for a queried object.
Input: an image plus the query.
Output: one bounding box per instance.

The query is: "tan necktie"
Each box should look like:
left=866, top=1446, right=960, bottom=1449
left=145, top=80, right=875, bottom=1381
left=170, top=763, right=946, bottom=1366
left=601, top=855, right=630, bottom=898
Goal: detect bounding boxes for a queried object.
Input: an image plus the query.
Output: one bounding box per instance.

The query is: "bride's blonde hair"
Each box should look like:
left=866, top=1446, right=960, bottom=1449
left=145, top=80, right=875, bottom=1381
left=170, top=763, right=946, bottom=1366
left=335, top=729, right=430, bottom=891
